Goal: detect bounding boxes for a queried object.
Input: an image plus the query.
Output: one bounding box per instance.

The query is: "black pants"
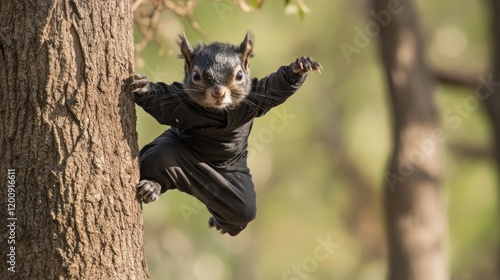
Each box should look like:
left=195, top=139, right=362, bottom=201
left=139, top=130, right=256, bottom=236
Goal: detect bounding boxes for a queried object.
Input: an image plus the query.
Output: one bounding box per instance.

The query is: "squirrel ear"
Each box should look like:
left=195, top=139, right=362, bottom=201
left=178, top=33, right=194, bottom=70
left=239, top=32, right=254, bottom=71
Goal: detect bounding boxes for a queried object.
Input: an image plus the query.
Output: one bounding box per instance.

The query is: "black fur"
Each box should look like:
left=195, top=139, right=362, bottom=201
left=179, top=33, right=254, bottom=110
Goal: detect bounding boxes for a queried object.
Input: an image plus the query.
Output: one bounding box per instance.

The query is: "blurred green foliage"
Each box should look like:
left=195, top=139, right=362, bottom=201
left=134, top=1, right=498, bottom=279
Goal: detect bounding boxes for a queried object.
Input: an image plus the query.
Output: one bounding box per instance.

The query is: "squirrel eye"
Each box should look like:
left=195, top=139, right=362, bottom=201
left=235, top=70, right=243, bottom=82
left=192, top=70, right=201, bottom=82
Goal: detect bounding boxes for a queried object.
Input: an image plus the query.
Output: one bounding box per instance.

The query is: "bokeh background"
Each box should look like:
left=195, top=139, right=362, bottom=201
left=133, top=1, right=498, bottom=279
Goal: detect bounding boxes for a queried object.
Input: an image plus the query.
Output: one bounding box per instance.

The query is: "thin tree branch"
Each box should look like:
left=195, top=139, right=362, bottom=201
left=434, top=68, right=481, bottom=89
left=132, top=0, right=147, bottom=12
left=447, top=141, right=492, bottom=159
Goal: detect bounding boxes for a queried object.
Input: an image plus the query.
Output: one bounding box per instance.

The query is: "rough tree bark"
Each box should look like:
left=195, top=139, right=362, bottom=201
left=373, top=0, right=449, bottom=279
left=0, top=1, right=148, bottom=279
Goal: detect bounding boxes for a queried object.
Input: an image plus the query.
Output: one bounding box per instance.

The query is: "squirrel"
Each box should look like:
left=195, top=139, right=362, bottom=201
left=131, top=32, right=321, bottom=236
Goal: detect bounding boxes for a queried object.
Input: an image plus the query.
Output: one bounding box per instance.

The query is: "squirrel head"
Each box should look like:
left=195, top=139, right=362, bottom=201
left=178, top=32, right=254, bottom=110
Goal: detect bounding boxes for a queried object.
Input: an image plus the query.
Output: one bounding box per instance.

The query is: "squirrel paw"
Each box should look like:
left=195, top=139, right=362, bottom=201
left=208, top=217, right=227, bottom=235
left=130, top=73, right=150, bottom=96
left=292, top=56, right=323, bottom=75
left=136, top=180, right=161, bottom=204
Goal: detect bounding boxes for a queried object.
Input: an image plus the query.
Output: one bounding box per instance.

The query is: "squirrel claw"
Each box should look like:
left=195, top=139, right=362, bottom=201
left=292, top=56, right=322, bottom=75
left=137, top=180, right=161, bottom=204
left=208, top=217, right=227, bottom=234
left=131, top=78, right=148, bottom=86
left=130, top=73, right=150, bottom=96
left=132, top=85, right=150, bottom=95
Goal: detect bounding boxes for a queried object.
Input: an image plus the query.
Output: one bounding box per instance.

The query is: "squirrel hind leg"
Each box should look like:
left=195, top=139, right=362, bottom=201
left=136, top=180, right=162, bottom=204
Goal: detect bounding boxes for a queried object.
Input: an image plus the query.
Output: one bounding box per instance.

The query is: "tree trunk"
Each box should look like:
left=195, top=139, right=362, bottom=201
left=373, top=0, right=449, bottom=279
left=0, top=1, right=148, bottom=279
left=485, top=0, right=500, bottom=275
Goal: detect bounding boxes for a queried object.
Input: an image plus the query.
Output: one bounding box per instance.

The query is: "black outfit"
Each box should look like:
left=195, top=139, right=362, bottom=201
left=135, top=66, right=305, bottom=236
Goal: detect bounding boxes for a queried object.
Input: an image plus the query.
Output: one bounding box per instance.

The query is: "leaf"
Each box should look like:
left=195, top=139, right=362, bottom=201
left=238, top=0, right=264, bottom=12
left=284, top=4, right=298, bottom=15
left=298, top=6, right=306, bottom=20
left=297, top=0, right=311, bottom=14
left=238, top=0, right=264, bottom=11
left=283, top=0, right=310, bottom=19
left=254, top=0, right=264, bottom=8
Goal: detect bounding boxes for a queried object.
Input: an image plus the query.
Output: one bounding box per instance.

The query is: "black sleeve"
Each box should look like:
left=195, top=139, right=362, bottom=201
left=247, top=65, right=307, bottom=117
left=134, top=81, right=187, bottom=126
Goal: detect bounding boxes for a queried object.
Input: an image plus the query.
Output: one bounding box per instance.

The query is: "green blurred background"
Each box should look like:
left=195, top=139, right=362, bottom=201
left=133, top=1, right=497, bottom=279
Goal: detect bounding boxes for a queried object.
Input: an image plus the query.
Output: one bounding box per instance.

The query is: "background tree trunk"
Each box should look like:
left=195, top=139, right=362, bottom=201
left=373, top=0, right=449, bottom=279
left=485, top=0, right=500, bottom=275
left=0, top=1, right=148, bottom=279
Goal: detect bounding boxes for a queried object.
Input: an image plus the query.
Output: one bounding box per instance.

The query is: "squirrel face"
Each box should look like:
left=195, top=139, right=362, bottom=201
left=179, top=33, right=254, bottom=110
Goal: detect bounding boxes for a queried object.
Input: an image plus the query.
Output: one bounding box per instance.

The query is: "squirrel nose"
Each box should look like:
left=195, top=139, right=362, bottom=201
left=211, top=86, right=228, bottom=98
